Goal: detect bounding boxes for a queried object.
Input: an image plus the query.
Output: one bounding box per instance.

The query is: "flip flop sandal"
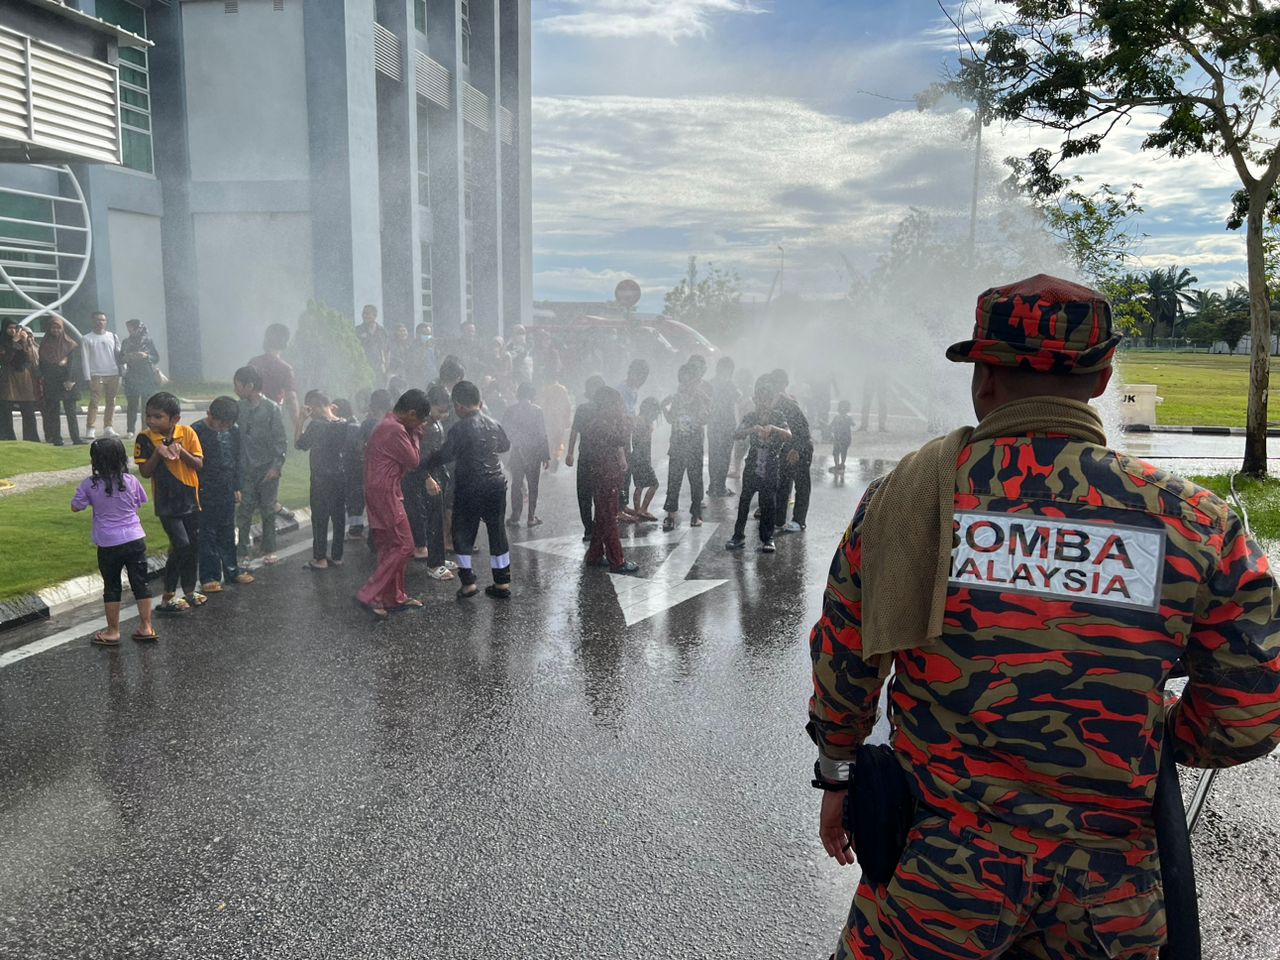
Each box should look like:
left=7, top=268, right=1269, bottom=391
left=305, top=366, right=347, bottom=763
left=662, top=517, right=675, bottom=532
left=354, top=597, right=390, bottom=621
left=186, top=593, right=209, bottom=607
left=399, top=598, right=425, bottom=609
left=456, top=586, right=479, bottom=600
left=690, top=518, right=703, bottom=527
left=157, top=597, right=189, bottom=613
left=484, top=586, right=512, bottom=600
left=303, top=560, right=329, bottom=570
left=131, top=631, right=159, bottom=642
left=91, top=632, right=120, bottom=646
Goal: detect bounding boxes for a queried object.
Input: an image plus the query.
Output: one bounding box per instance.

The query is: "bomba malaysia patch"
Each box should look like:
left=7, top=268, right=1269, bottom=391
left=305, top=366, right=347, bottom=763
left=949, top=511, right=1166, bottom=610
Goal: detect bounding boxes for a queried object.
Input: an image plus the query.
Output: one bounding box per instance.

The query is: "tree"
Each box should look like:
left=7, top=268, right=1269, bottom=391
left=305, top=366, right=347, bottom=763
left=1183, top=289, right=1225, bottom=344
left=1144, top=265, right=1199, bottom=342
left=1220, top=285, right=1253, bottom=353
left=1102, top=272, right=1154, bottom=339
left=948, top=1, right=1280, bottom=475
left=288, top=300, right=374, bottom=401
left=663, top=256, right=743, bottom=344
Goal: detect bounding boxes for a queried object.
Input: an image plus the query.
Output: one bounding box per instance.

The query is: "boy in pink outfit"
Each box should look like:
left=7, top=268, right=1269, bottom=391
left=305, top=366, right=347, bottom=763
left=356, top=389, right=431, bottom=619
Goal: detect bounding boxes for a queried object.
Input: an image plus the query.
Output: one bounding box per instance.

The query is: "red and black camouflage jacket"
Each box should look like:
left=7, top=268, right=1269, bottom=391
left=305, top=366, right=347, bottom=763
left=809, top=433, right=1280, bottom=864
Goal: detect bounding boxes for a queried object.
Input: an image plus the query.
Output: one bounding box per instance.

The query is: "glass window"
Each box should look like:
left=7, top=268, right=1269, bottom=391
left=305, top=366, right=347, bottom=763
left=416, top=106, right=430, bottom=208
left=420, top=243, right=433, bottom=322
left=96, top=0, right=153, bottom=174
left=460, top=0, right=471, bottom=67
left=414, top=0, right=427, bottom=33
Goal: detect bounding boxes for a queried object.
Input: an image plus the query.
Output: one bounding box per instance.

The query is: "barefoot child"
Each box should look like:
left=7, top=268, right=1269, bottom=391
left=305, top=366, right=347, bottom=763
left=134, top=391, right=205, bottom=611
left=423, top=380, right=513, bottom=599
left=72, top=438, right=157, bottom=645
left=629, top=397, right=661, bottom=522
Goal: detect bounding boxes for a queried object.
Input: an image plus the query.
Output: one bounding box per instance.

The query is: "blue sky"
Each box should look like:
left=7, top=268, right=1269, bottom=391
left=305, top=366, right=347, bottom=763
left=529, top=1, right=1248, bottom=312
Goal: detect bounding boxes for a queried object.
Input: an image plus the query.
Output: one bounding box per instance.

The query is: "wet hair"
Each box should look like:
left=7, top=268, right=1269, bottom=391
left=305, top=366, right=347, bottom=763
left=517, top=381, right=536, bottom=402
left=208, top=395, right=239, bottom=424
left=769, top=368, right=789, bottom=390
left=145, top=391, right=181, bottom=418
left=451, top=379, right=482, bottom=408
left=233, top=365, right=262, bottom=391
left=716, top=355, right=735, bottom=374
left=677, top=363, right=696, bottom=386
left=593, top=386, right=625, bottom=419
left=426, top=383, right=452, bottom=409
left=837, top=399, right=852, bottom=414
left=627, top=358, right=650, bottom=383
left=333, top=397, right=354, bottom=420
left=584, top=375, right=605, bottom=400
left=388, top=375, right=407, bottom=395
left=439, top=357, right=465, bottom=384
left=394, top=388, right=431, bottom=418
left=263, top=323, right=291, bottom=352
left=89, top=437, right=129, bottom=496
left=753, top=376, right=775, bottom=405
left=639, top=396, right=660, bottom=421
left=688, top=354, right=707, bottom=373
left=368, top=389, right=393, bottom=417
left=306, top=390, right=330, bottom=407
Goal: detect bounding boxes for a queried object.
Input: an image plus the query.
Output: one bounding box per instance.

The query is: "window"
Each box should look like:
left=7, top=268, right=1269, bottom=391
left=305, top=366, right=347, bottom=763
left=465, top=251, right=474, bottom=324
left=96, top=0, right=153, bottom=174
left=0, top=194, right=56, bottom=322
left=463, top=125, right=474, bottom=221
left=460, top=0, right=471, bottom=67
left=414, top=0, right=427, bottom=33
left=420, top=243, right=433, bottom=322
left=416, top=106, right=430, bottom=208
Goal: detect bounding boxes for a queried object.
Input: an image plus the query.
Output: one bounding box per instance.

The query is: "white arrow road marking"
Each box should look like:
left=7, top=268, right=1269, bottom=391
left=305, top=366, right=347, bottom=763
left=517, top=523, right=728, bottom=626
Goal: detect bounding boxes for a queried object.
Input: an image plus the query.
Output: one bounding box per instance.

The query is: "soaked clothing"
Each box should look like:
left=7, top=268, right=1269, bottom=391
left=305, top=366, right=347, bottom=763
left=358, top=414, right=421, bottom=608
left=585, top=411, right=631, bottom=569
left=810, top=433, right=1280, bottom=957
left=134, top=426, right=202, bottom=518
left=425, top=412, right=511, bottom=586
left=503, top=401, right=551, bottom=522
left=730, top=407, right=789, bottom=544
left=629, top=419, right=659, bottom=490
left=662, top=386, right=709, bottom=518
left=298, top=419, right=349, bottom=563
left=775, top=391, right=811, bottom=526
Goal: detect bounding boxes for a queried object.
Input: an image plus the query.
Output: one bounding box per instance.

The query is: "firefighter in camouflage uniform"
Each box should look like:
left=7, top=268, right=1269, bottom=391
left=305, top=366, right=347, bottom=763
left=808, top=275, right=1280, bottom=960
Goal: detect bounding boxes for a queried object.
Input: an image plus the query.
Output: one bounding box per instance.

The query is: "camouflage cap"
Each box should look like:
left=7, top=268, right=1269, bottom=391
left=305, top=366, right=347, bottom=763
left=946, top=274, right=1121, bottom=375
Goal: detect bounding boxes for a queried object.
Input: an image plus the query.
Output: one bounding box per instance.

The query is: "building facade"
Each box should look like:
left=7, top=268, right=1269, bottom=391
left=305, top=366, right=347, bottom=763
left=0, top=0, right=533, bottom=381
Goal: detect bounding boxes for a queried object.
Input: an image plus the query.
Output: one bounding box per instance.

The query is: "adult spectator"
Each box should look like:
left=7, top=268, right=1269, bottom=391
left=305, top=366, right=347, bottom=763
left=386, top=324, right=413, bottom=385
left=248, top=323, right=300, bottom=433
left=408, top=323, right=439, bottom=386
left=120, top=318, right=160, bottom=435
left=0, top=320, right=41, bottom=441
left=809, top=275, right=1280, bottom=959
left=80, top=310, right=122, bottom=439
left=769, top=368, right=812, bottom=533
left=356, top=304, right=390, bottom=387
left=38, top=314, right=86, bottom=446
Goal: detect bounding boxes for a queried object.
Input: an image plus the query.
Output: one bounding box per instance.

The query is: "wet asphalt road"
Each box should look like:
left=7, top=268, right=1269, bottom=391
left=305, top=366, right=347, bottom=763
left=2, top=432, right=1279, bottom=960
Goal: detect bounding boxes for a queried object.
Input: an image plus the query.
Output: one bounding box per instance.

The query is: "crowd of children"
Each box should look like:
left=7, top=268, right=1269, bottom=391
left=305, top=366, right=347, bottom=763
left=70, top=339, right=854, bottom=636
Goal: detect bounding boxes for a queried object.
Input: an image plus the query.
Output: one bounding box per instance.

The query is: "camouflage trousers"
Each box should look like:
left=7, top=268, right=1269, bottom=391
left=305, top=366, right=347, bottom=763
left=834, top=815, right=1166, bottom=960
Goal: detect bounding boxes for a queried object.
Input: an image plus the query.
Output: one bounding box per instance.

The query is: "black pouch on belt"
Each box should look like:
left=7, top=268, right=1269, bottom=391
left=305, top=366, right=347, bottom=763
left=842, top=743, right=918, bottom=887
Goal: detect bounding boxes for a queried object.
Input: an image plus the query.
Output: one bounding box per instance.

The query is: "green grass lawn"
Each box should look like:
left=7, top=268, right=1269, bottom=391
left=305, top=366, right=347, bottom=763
left=0, top=445, right=313, bottom=601
left=0, top=441, right=91, bottom=479
left=1116, top=352, right=1250, bottom=427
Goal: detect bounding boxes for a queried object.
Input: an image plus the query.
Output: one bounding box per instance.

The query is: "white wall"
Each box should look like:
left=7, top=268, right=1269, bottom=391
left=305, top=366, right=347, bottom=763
left=182, top=0, right=310, bottom=183
left=193, top=212, right=313, bottom=381
left=106, top=210, right=168, bottom=372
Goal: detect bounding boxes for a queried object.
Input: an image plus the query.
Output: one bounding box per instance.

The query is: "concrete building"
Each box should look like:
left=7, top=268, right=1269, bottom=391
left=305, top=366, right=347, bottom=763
left=0, top=0, right=533, bottom=381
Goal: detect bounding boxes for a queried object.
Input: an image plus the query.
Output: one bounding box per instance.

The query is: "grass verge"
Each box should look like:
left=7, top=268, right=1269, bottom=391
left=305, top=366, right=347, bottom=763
left=1188, top=474, right=1280, bottom=542
left=0, top=441, right=90, bottom=479
left=0, top=446, right=313, bottom=602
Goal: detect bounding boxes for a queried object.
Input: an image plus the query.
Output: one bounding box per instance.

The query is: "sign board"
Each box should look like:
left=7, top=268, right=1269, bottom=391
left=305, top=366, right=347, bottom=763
left=615, top=279, right=642, bottom=309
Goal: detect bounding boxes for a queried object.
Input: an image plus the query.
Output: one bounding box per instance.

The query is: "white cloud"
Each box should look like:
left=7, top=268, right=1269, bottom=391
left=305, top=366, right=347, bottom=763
left=532, top=93, right=1248, bottom=305
left=537, top=0, right=764, bottom=42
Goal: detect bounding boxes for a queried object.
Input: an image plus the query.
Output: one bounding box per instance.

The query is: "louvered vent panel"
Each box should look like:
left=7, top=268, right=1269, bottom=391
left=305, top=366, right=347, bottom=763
left=499, top=106, right=513, bottom=146
left=373, top=23, right=401, bottom=81
left=415, top=52, right=450, bottom=109
left=462, top=83, right=488, bottom=131
left=0, top=26, right=120, bottom=164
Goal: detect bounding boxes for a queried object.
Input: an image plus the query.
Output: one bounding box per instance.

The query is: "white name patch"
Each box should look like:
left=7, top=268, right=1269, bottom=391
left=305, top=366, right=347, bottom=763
left=949, top=512, right=1165, bottom=611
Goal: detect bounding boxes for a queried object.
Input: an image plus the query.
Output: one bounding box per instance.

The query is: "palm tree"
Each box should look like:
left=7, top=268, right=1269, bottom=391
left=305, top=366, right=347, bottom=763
left=1220, top=285, right=1252, bottom=353
left=1144, top=266, right=1199, bottom=341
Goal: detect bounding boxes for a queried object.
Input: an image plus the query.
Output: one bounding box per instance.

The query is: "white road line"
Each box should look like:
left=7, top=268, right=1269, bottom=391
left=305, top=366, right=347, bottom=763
left=0, top=538, right=313, bottom=670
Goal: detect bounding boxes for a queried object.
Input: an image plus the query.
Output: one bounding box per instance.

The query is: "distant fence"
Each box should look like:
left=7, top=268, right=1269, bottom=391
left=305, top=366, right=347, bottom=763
left=1119, top=338, right=1280, bottom=355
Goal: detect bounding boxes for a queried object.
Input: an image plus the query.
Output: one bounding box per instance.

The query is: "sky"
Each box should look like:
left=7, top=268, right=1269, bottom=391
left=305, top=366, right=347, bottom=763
left=529, top=0, right=1250, bottom=312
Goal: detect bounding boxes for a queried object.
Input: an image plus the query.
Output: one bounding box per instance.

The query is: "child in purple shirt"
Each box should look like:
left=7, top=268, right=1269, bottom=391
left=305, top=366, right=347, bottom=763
left=71, top=438, right=157, bottom=645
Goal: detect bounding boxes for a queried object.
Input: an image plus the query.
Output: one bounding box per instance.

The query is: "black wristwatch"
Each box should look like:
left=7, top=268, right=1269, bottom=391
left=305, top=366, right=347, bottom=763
left=811, top=760, right=849, bottom=792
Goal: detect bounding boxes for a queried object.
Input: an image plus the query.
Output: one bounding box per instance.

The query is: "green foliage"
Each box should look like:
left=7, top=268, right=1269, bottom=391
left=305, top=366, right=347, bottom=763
left=1099, top=273, right=1151, bottom=338
left=663, top=256, right=743, bottom=344
left=1187, top=475, right=1280, bottom=542
left=288, top=300, right=374, bottom=402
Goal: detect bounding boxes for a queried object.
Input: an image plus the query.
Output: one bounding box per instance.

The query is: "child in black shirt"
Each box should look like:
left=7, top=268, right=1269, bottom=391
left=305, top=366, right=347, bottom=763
left=726, top=377, right=792, bottom=552
left=829, top=399, right=854, bottom=474
left=296, top=390, right=349, bottom=569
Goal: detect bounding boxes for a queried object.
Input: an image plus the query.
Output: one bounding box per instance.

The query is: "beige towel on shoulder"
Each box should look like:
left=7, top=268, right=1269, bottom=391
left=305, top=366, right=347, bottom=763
left=859, top=397, right=1107, bottom=658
